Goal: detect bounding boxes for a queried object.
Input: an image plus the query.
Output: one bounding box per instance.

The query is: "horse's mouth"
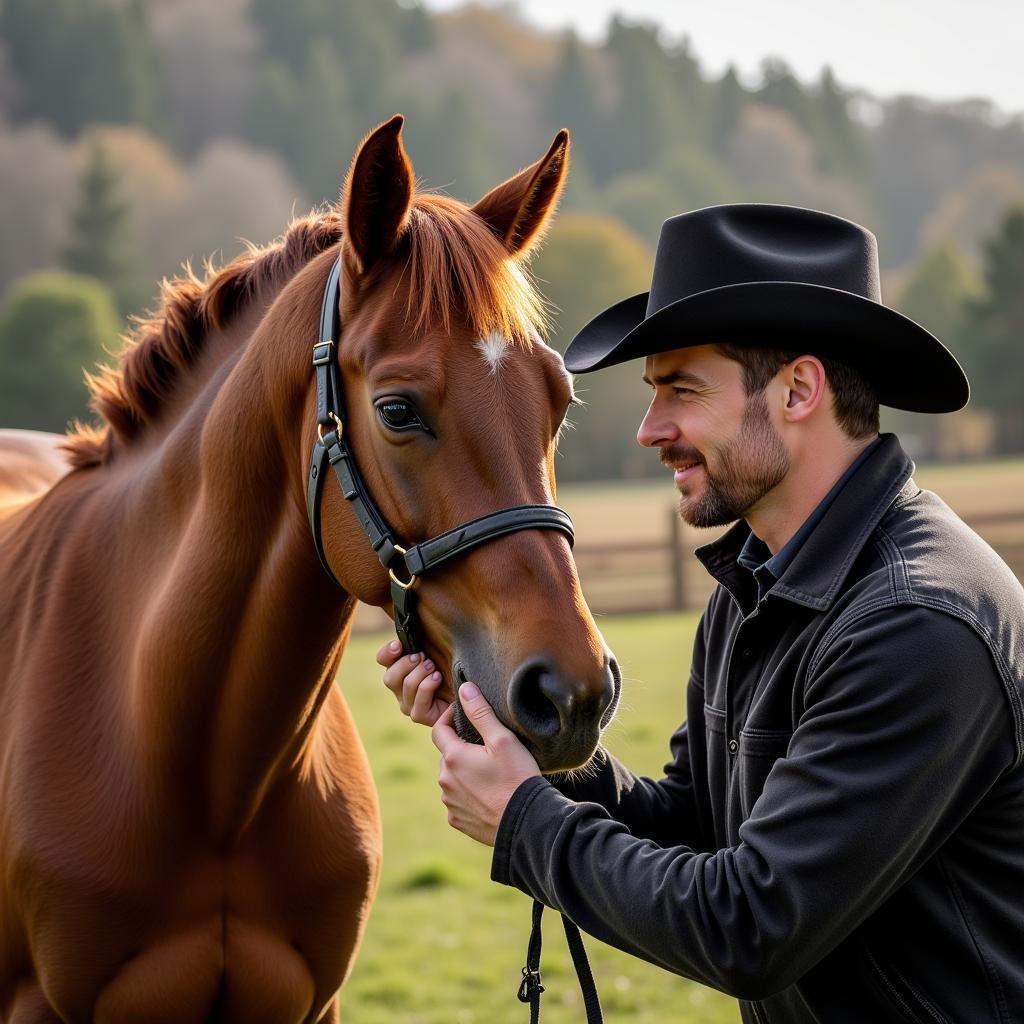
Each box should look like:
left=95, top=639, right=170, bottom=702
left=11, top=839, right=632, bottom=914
left=451, top=660, right=485, bottom=746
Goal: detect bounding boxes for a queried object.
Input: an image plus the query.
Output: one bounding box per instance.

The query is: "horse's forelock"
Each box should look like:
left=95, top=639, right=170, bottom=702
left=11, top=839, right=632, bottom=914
left=403, top=194, right=547, bottom=349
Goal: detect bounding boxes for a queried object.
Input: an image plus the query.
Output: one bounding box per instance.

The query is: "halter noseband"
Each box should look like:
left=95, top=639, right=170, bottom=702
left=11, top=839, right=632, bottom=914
left=306, top=255, right=576, bottom=655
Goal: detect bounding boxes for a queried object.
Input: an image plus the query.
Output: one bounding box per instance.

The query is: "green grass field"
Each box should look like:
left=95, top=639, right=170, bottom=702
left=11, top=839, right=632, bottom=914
left=337, top=613, right=739, bottom=1024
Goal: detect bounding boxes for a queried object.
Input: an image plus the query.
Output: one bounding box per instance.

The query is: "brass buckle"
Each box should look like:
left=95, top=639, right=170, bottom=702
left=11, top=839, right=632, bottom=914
left=317, top=411, right=344, bottom=444
left=388, top=544, right=417, bottom=591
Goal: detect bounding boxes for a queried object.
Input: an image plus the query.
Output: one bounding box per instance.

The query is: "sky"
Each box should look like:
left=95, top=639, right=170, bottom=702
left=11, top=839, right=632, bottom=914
left=422, top=0, right=1024, bottom=119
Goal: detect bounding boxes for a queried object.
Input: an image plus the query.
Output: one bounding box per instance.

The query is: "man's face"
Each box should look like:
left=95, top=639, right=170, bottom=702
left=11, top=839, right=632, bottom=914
left=638, top=345, right=790, bottom=528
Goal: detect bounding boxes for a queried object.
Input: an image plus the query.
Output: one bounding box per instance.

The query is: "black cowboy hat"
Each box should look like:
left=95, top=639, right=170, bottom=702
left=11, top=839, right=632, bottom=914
left=563, top=203, right=969, bottom=413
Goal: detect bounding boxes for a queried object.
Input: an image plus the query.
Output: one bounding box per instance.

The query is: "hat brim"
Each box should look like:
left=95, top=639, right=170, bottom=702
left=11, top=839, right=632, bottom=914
left=563, top=281, right=969, bottom=413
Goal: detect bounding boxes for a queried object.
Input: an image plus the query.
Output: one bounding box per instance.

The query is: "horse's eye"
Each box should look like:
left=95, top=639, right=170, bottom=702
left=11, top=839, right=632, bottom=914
left=376, top=398, right=424, bottom=432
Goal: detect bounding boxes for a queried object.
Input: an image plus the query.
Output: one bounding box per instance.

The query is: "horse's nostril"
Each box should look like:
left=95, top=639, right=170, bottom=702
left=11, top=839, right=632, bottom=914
left=601, top=655, right=622, bottom=729
left=508, top=659, right=566, bottom=741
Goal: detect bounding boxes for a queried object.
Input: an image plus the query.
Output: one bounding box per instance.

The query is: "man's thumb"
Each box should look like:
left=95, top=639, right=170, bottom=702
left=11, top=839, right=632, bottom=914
left=459, top=681, right=505, bottom=741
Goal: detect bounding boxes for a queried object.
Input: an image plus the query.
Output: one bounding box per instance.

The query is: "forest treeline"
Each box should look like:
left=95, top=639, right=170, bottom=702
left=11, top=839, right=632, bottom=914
left=2, top=0, right=1023, bottom=477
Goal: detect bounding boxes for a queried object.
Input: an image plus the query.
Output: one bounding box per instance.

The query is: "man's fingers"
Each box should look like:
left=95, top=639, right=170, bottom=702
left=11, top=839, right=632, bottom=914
left=431, top=703, right=458, bottom=753
left=458, top=681, right=511, bottom=746
left=375, top=638, right=404, bottom=668
left=400, top=656, right=433, bottom=705
left=383, top=652, right=425, bottom=702
left=410, top=670, right=448, bottom=725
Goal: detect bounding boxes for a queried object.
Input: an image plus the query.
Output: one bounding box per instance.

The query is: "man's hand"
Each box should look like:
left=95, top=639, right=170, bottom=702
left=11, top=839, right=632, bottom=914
left=431, top=682, right=541, bottom=847
left=376, top=638, right=451, bottom=726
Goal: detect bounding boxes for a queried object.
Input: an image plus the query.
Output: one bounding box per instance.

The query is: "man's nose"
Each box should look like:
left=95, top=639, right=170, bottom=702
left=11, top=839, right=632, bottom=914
left=637, top=399, right=679, bottom=449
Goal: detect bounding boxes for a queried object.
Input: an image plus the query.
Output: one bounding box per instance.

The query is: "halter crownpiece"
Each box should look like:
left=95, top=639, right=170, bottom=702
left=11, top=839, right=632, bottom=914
left=306, top=255, right=576, bottom=655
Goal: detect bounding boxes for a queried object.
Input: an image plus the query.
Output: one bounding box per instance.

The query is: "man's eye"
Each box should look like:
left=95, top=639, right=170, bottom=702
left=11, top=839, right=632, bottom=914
left=376, top=398, right=424, bottom=432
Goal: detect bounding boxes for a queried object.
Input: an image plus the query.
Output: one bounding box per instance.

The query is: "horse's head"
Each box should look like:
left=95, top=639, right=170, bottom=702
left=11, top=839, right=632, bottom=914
left=313, top=116, right=618, bottom=772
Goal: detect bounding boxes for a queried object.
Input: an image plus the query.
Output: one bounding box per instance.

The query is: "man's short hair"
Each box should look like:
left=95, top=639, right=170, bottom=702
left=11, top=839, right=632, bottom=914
left=717, top=343, right=880, bottom=439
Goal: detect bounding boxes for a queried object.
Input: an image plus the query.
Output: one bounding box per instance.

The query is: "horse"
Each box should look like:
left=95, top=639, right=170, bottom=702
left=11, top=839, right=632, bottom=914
left=0, top=116, right=619, bottom=1023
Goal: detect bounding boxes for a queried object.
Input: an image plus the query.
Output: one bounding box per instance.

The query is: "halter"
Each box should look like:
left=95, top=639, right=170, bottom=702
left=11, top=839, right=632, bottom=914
left=305, top=255, right=576, bottom=654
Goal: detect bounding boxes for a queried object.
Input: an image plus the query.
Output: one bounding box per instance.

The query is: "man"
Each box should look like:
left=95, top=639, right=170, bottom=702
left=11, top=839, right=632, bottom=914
left=378, top=204, right=1024, bottom=1022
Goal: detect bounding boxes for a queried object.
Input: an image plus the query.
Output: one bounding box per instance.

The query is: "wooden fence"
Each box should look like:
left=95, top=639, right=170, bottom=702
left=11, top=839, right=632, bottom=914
left=352, top=506, right=1024, bottom=633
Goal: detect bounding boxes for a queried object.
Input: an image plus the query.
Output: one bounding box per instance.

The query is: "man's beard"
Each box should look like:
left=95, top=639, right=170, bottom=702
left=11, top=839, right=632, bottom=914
left=666, top=391, right=790, bottom=528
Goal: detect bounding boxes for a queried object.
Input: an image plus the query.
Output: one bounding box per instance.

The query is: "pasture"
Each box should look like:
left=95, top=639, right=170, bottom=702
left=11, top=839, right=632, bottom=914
left=340, top=457, right=1024, bottom=1021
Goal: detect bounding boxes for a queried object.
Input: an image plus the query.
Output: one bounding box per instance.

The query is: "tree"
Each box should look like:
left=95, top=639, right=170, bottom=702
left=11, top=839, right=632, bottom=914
left=599, top=18, right=677, bottom=181
left=0, top=120, right=76, bottom=295
left=545, top=31, right=603, bottom=157
left=961, top=206, right=1024, bottom=451
left=0, top=0, right=159, bottom=135
left=151, top=0, right=259, bottom=157
left=883, top=243, right=984, bottom=458
left=61, top=142, right=139, bottom=316
left=815, top=66, right=870, bottom=185
left=531, top=213, right=654, bottom=481
left=711, top=65, right=747, bottom=157
left=0, top=270, right=119, bottom=431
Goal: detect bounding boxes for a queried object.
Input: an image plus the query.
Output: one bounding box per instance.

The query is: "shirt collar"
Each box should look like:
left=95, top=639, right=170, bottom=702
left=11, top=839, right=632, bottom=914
left=696, top=434, right=915, bottom=612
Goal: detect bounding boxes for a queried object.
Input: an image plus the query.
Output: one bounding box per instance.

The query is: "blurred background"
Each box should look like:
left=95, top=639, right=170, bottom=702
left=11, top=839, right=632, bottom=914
left=3, top=0, right=1024, bottom=472
left=2, top=2, right=1022, bottom=1021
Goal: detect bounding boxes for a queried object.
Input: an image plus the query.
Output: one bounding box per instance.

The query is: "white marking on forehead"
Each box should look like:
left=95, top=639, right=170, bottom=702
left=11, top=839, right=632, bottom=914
left=476, top=330, right=510, bottom=375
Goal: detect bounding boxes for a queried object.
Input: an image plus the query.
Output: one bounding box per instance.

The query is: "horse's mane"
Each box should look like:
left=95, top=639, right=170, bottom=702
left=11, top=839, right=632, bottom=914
left=65, top=194, right=546, bottom=469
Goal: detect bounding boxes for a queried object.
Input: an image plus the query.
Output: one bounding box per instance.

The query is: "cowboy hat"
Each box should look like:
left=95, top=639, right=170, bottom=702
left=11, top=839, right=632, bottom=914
left=563, top=204, right=969, bottom=413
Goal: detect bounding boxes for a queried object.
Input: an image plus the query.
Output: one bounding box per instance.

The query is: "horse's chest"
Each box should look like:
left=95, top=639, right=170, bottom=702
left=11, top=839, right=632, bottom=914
left=5, top=770, right=381, bottom=1022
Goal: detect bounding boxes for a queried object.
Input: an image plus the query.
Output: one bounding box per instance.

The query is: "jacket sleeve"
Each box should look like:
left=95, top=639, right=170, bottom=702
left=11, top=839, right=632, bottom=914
left=491, top=607, right=1015, bottom=1000
left=549, top=612, right=711, bottom=851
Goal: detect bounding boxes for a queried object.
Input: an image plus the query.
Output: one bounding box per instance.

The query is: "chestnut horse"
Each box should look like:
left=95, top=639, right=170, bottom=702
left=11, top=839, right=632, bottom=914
left=0, top=117, right=618, bottom=1023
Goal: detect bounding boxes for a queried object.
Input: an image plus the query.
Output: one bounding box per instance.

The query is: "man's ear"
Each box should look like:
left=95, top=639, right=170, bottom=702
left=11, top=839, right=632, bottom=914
left=781, top=355, right=827, bottom=423
left=340, top=114, right=414, bottom=276
left=471, top=130, right=569, bottom=258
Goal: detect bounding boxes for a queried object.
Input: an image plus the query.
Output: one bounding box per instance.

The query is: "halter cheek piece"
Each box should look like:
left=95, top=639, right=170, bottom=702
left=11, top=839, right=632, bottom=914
left=306, top=255, right=576, bottom=655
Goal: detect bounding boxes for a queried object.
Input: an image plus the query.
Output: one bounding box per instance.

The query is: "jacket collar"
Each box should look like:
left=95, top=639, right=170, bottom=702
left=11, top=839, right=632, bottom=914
left=695, top=433, right=916, bottom=612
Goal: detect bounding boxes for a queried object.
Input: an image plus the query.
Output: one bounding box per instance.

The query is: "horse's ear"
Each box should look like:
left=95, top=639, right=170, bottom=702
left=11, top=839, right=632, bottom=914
left=341, top=114, right=413, bottom=275
left=471, top=129, right=569, bottom=258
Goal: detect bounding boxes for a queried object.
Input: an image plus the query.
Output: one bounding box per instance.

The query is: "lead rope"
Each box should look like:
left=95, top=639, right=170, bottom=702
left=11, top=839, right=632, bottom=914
left=518, top=900, right=604, bottom=1023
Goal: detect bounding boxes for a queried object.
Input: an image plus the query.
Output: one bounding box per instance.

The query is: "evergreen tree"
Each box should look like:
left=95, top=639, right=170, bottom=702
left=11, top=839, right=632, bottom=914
left=546, top=31, right=602, bottom=154
left=600, top=18, right=676, bottom=181
left=961, top=206, right=1024, bottom=451
left=667, top=35, right=710, bottom=149
left=0, top=270, right=119, bottom=431
left=0, top=0, right=158, bottom=135
left=296, top=39, right=358, bottom=204
left=814, top=66, right=871, bottom=186
left=757, top=58, right=815, bottom=135
left=247, top=59, right=304, bottom=160
left=408, top=85, right=500, bottom=202
left=61, top=143, right=138, bottom=316
left=711, top=65, right=746, bottom=156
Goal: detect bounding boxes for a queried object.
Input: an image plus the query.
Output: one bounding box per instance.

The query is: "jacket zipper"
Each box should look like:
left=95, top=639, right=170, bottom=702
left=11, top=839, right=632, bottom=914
left=866, top=950, right=951, bottom=1024
left=750, top=1001, right=768, bottom=1024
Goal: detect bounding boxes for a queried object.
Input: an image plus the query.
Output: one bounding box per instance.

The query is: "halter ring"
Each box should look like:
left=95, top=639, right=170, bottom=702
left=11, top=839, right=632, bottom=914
left=388, top=544, right=418, bottom=591
left=317, top=411, right=344, bottom=444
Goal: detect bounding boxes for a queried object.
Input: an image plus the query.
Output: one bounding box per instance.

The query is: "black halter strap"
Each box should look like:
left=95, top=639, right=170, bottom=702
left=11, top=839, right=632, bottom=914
left=306, top=255, right=575, bottom=655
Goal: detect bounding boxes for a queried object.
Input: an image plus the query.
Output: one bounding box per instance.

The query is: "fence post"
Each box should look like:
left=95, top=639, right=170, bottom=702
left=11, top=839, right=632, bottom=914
left=669, top=506, right=686, bottom=610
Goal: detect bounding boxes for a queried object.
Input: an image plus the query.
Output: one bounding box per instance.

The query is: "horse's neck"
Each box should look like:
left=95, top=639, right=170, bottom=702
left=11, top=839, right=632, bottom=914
left=124, top=286, right=360, bottom=840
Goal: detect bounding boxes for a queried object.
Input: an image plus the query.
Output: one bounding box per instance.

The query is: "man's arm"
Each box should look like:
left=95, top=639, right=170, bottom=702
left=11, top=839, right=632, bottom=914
left=489, top=607, right=1015, bottom=998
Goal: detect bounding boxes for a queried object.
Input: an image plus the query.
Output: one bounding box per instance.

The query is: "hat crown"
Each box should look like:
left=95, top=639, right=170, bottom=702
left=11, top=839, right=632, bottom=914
left=647, top=204, right=881, bottom=317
